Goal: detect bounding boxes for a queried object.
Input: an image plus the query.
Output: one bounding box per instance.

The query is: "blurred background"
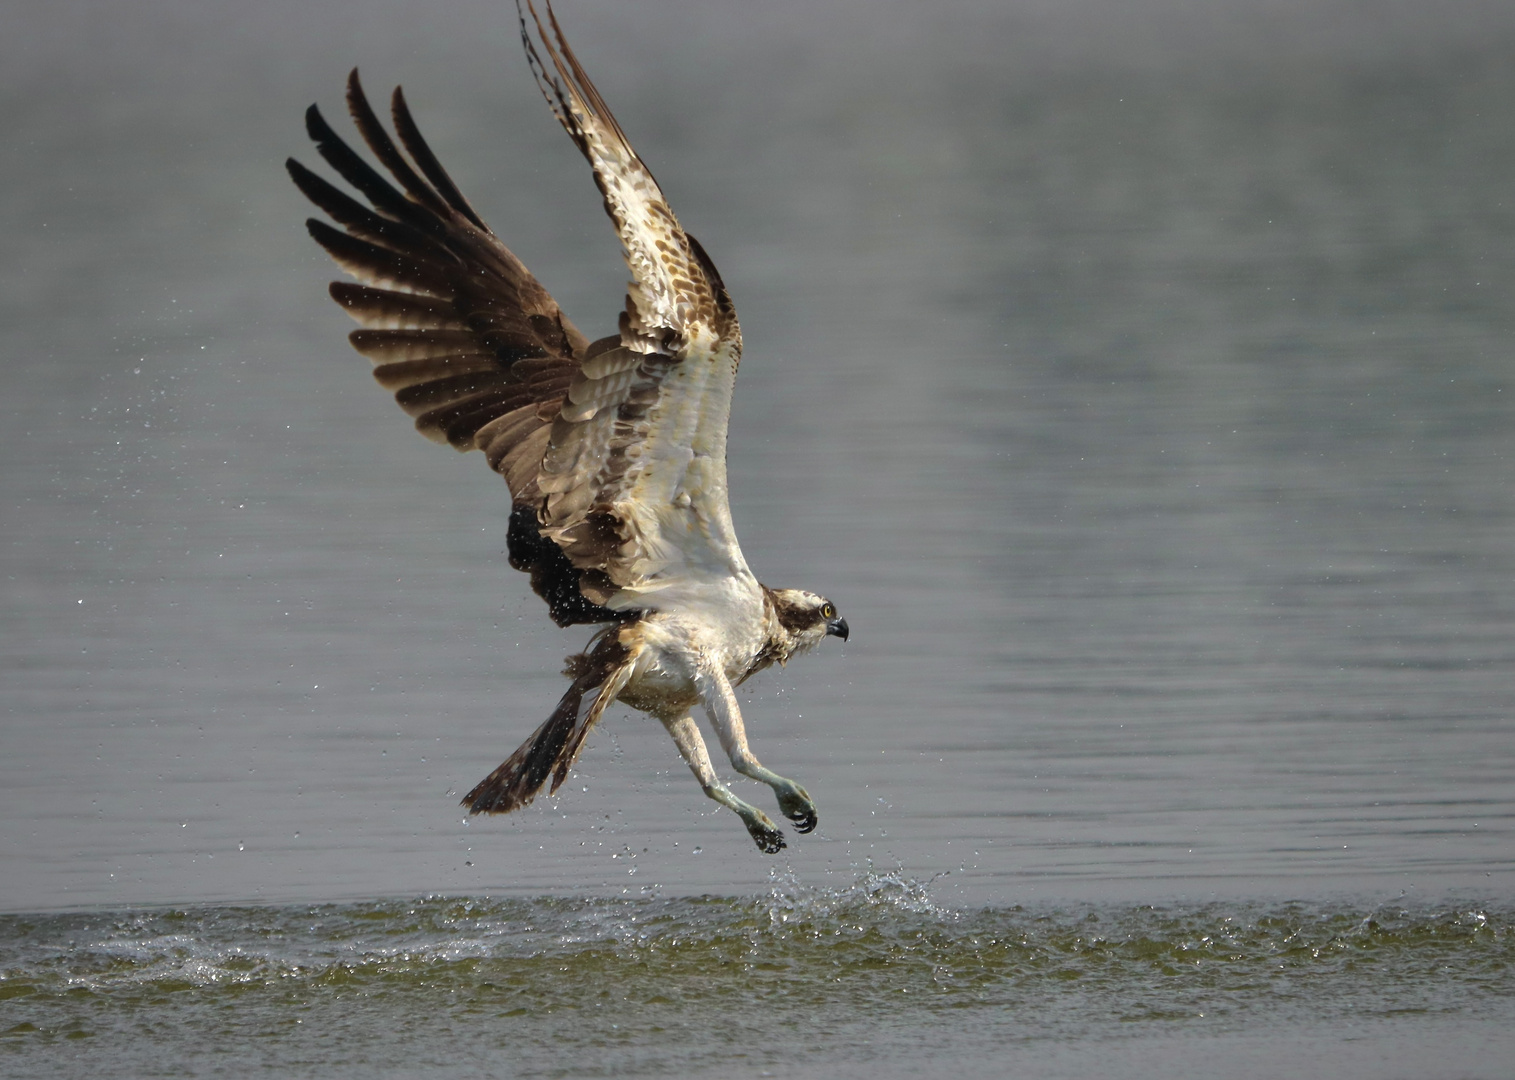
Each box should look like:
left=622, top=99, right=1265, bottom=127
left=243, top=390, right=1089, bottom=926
left=3, top=0, right=1513, bottom=913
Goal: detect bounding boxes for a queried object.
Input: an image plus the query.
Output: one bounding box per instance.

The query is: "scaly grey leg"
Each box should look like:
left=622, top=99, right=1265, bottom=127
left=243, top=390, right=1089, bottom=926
left=700, top=668, right=817, bottom=834
left=661, top=713, right=785, bottom=853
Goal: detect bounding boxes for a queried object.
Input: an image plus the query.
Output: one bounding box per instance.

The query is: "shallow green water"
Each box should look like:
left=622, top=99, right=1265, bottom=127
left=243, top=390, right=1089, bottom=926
left=3, top=873, right=1511, bottom=1078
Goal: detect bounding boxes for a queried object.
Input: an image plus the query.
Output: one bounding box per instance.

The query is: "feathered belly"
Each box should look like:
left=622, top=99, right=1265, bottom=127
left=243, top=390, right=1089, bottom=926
left=617, top=644, right=703, bottom=718
left=617, top=677, right=700, bottom=719
left=610, top=605, right=764, bottom=719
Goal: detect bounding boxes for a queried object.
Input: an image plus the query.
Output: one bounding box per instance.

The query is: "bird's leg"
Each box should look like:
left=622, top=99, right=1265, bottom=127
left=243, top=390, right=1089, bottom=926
left=700, top=667, right=817, bottom=834
left=661, top=714, right=785, bottom=854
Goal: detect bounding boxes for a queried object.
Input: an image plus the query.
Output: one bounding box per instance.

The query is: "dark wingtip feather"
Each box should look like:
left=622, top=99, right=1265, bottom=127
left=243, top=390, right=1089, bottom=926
left=287, top=156, right=338, bottom=208
left=344, top=70, right=458, bottom=223
left=285, top=156, right=316, bottom=197
left=305, top=218, right=452, bottom=296
left=304, top=102, right=330, bottom=143
left=517, top=0, right=588, bottom=155
left=390, top=85, right=489, bottom=232
left=302, top=98, right=442, bottom=234
left=293, top=140, right=442, bottom=256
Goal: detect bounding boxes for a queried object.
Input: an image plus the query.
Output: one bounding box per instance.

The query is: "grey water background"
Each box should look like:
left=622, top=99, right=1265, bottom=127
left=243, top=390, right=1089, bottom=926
left=3, top=0, right=1514, bottom=1075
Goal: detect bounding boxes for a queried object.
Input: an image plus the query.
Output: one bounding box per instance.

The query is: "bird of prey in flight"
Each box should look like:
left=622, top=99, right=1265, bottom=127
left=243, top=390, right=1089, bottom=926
left=288, top=0, right=848, bottom=852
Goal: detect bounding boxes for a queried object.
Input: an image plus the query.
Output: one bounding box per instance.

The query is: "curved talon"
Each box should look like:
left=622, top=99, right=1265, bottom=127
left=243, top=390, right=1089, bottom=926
left=745, top=815, right=786, bottom=853
left=775, top=785, right=817, bottom=835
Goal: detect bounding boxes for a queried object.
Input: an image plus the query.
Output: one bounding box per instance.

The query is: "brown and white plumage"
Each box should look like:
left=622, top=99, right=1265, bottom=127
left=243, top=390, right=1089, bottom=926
left=290, top=0, right=847, bottom=853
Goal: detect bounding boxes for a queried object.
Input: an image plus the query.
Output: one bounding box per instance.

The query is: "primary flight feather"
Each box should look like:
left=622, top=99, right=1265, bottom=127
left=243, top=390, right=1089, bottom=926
left=288, top=0, right=848, bottom=853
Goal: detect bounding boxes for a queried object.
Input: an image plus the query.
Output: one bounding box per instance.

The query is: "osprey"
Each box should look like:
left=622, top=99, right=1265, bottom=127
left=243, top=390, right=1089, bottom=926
left=288, top=0, right=847, bottom=853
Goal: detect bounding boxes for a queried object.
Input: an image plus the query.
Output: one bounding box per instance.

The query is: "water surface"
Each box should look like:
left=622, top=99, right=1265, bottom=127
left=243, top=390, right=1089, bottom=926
left=3, top=877, right=1512, bottom=1078
left=2, top=0, right=1514, bottom=1074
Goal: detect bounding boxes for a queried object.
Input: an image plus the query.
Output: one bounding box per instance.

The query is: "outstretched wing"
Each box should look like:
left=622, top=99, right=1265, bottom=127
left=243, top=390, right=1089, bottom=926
left=289, top=71, right=586, bottom=492
left=519, top=0, right=755, bottom=611
left=293, top=2, right=758, bottom=628
left=291, top=71, right=620, bottom=625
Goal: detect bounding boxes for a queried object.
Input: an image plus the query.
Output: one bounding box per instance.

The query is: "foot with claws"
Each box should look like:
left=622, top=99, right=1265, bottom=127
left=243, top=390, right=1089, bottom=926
left=743, top=810, right=787, bottom=854
left=774, top=781, right=817, bottom=834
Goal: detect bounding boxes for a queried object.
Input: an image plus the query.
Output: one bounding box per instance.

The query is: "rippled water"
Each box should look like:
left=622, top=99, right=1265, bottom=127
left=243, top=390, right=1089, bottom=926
left=4, top=0, right=1515, bottom=1075
left=4, top=875, right=1512, bottom=1079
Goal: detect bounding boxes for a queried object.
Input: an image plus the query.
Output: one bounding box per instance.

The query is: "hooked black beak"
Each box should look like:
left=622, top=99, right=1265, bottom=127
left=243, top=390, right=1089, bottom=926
left=826, top=616, right=849, bottom=642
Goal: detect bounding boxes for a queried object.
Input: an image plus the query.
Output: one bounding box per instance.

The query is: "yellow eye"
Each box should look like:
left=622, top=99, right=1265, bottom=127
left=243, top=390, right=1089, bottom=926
left=821, top=603, right=835, bottom=619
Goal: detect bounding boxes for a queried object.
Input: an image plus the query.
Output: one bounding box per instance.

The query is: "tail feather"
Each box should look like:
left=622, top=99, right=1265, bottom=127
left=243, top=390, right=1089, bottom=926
left=461, top=629, right=638, bottom=815
left=461, top=681, right=587, bottom=814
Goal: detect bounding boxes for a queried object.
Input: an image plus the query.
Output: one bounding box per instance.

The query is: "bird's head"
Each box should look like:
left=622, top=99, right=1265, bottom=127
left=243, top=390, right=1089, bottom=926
left=765, top=587, right=849, bottom=657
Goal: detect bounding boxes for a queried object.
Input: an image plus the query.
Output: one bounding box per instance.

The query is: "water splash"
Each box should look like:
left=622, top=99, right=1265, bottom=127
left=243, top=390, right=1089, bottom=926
left=1, top=890, right=1510, bottom=1078
left=761, top=862, right=955, bottom=928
